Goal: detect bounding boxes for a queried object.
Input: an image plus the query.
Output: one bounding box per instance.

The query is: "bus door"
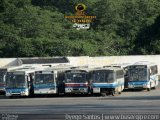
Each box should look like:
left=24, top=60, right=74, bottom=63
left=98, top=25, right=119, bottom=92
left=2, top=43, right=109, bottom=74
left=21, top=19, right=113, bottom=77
left=29, top=73, right=34, bottom=96
left=57, top=72, right=65, bottom=94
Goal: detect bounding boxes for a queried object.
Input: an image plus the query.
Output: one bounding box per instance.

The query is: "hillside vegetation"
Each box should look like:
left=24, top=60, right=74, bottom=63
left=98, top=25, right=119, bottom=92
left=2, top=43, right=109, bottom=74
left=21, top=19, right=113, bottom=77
left=0, top=0, right=160, bottom=57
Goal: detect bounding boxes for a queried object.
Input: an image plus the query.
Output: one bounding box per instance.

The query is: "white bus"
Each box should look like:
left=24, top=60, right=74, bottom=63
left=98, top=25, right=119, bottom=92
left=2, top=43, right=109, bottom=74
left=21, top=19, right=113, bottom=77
left=90, top=67, right=124, bottom=96
left=0, top=66, right=23, bottom=94
left=103, top=63, right=132, bottom=89
left=125, top=61, right=159, bottom=91
left=34, top=65, right=72, bottom=95
left=5, top=67, right=39, bottom=97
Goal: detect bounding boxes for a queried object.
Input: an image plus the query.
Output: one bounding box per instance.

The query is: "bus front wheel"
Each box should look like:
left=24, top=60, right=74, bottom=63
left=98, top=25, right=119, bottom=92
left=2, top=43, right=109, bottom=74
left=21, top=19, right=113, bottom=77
left=112, top=89, right=118, bottom=96
left=101, top=93, right=107, bottom=97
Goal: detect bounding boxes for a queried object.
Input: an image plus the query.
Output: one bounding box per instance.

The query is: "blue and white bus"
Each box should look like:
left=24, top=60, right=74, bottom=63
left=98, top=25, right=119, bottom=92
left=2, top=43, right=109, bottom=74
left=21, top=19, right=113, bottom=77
left=0, top=66, right=23, bottom=95
left=90, top=67, right=124, bottom=96
left=125, top=61, right=159, bottom=91
left=5, top=67, right=37, bottom=97
left=104, top=63, right=132, bottom=89
left=34, top=65, right=72, bottom=95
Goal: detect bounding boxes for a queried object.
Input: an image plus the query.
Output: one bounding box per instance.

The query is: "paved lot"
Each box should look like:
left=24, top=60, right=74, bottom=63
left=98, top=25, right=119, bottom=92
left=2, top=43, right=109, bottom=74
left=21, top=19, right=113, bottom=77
left=0, top=85, right=160, bottom=120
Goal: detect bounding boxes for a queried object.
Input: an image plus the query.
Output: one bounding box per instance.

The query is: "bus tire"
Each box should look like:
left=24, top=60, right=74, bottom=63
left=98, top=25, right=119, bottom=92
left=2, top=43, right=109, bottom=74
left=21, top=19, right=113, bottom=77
left=118, top=91, right=121, bottom=94
left=112, top=91, right=118, bottom=96
left=101, top=93, right=107, bottom=97
left=9, top=96, right=13, bottom=99
left=112, top=90, right=118, bottom=96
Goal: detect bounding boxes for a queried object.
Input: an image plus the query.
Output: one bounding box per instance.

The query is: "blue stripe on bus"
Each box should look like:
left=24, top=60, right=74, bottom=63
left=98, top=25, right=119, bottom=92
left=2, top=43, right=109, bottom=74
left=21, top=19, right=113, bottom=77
left=5, top=88, right=27, bottom=93
left=34, top=84, right=56, bottom=89
left=128, top=81, right=148, bottom=85
left=91, top=83, right=124, bottom=88
left=128, top=81, right=148, bottom=83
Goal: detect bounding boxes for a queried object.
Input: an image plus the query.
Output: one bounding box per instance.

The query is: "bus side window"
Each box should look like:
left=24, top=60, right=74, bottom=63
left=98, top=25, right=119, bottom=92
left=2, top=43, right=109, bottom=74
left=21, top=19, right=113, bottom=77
left=116, top=71, right=119, bottom=79
left=150, top=65, right=158, bottom=75
left=116, top=70, right=123, bottom=79
left=26, top=75, right=30, bottom=87
left=148, top=69, right=151, bottom=79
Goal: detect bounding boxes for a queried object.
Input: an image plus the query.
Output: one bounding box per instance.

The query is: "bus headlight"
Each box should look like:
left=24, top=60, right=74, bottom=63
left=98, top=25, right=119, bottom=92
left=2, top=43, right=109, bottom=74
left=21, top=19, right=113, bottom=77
left=21, top=90, right=28, bottom=95
left=143, top=83, right=148, bottom=88
left=21, top=91, right=25, bottom=94
left=128, top=84, right=134, bottom=88
left=6, top=91, right=11, bottom=96
left=85, top=81, right=88, bottom=84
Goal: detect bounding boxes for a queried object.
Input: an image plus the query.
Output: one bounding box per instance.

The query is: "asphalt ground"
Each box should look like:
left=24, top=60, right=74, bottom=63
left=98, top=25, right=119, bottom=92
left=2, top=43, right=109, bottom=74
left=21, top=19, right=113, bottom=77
left=0, top=85, right=160, bottom=120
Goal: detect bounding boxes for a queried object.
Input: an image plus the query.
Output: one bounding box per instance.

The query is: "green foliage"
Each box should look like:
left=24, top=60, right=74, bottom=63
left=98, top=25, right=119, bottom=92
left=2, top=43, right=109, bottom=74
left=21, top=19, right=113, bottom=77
left=0, top=0, right=160, bottom=57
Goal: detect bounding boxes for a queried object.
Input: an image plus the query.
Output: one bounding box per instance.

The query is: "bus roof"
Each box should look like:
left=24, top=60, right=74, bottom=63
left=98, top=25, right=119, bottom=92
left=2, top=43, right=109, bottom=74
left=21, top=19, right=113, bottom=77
left=0, top=66, right=24, bottom=71
left=9, top=66, right=46, bottom=74
left=68, top=65, right=102, bottom=72
left=93, top=66, right=123, bottom=71
left=133, top=61, right=157, bottom=66
left=103, top=63, right=132, bottom=68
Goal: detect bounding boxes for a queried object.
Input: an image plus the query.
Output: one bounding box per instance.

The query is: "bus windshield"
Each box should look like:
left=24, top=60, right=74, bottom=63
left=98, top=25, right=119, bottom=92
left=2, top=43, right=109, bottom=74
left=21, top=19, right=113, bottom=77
left=127, top=68, right=147, bottom=81
left=65, top=72, right=87, bottom=83
left=6, top=73, right=26, bottom=88
left=35, top=74, right=54, bottom=84
left=92, top=70, right=114, bottom=83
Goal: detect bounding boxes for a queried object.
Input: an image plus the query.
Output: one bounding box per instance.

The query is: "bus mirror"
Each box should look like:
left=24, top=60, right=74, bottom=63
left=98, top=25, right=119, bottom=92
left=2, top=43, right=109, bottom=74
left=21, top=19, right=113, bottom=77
left=149, top=69, right=152, bottom=74
left=3, top=75, right=6, bottom=82
left=25, top=75, right=27, bottom=80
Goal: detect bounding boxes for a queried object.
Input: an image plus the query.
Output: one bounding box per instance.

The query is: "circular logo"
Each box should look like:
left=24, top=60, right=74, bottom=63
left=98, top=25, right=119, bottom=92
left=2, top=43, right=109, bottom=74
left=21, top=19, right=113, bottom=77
left=75, top=3, right=87, bottom=12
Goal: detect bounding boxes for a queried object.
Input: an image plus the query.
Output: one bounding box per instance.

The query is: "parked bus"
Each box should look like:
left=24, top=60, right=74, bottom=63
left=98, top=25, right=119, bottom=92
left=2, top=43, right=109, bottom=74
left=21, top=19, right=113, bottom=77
left=34, top=65, right=72, bottom=95
left=64, top=67, right=95, bottom=94
left=90, top=67, right=124, bottom=96
left=0, top=66, right=23, bottom=94
left=104, top=63, right=132, bottom=89
left=125, top=61, right=159, bottom=91
left=5, top=67, right=38, bottom=97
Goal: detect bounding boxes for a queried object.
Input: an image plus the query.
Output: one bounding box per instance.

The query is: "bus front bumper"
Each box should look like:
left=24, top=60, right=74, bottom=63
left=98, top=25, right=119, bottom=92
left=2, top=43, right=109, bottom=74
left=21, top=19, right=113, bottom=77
left=34, top=88, right=57, bottom=94
left=6, top=90, right=29, bottom=96
left=65, top=88, right=88, bottom=93
left=128, top=83, right=149, bottom=89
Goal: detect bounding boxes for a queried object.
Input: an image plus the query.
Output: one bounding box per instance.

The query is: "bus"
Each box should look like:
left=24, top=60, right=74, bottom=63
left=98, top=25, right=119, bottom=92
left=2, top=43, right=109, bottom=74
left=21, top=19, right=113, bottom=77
left=5, top=67, right=38, bottom=97
left=34, top=65, right=72, bottom=95
left=125, top=61, right=159, bottom=91
left=90, top=67, right=124, bottom=96
left=0, top=66, right=23, bottom=94
left=64, top=67, right=94, bottom=94
left=104, top=63, right=132, bottom=89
